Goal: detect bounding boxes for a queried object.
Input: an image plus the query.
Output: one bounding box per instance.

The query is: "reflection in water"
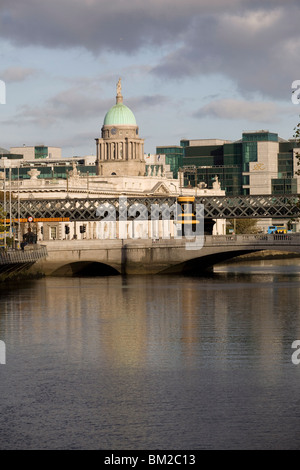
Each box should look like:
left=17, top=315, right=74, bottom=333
left=1, top=260, right=300, bottom=449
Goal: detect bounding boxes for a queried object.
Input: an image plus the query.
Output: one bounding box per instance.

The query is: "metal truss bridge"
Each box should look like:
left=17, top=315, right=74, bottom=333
left=2, top=194, right=300, bottom=221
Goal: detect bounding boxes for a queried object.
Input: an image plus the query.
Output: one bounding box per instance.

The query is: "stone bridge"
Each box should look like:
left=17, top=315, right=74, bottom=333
left=32, top=234, right=300, bottom=276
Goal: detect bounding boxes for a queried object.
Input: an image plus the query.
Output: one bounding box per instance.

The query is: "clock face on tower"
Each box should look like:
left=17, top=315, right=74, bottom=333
left=111, top=128, right=117, bottom=135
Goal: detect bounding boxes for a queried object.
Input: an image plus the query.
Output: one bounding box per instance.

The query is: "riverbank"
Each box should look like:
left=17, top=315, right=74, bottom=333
left=0, top=270, right=45, bottom=283
left=227, top=249, right=300, bottom=263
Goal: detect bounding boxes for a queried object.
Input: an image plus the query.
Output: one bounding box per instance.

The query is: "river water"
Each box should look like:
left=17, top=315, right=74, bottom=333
left=0, top=259, right=300, bottom=450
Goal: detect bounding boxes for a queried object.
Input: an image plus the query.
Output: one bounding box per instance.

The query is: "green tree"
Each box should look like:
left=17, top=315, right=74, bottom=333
left=228, top=218, right=258, bottom=234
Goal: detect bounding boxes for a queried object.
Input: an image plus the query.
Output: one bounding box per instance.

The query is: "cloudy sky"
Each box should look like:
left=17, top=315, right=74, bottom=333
left=0, top=0, right=300, bottom=157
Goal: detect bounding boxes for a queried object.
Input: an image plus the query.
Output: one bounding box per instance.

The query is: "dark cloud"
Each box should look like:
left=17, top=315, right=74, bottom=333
left=152, top=4, right=300, bottom=100
left=0, top=0, right=299, bottom=100
left=0, top=0, right=199, bottom=53
left=1, top=0, right=296, bottom=53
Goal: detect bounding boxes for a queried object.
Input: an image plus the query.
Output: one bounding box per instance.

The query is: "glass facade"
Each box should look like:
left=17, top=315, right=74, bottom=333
left=156, top=131, right=300, bottom=196
left=35, top=146, right=48, bottom=159
left=277, top=153, right=293, bottom=179
left=3, top=164, right=96, bottom=180
left=271, top=178, right=297, bottom=194
left=242, top=141, right=258, bottom=172
left=156, top=146, right=184, bottom=178
left=183, top=165, right=242, bottom=195
left=242, top=131, right=278, bottom=142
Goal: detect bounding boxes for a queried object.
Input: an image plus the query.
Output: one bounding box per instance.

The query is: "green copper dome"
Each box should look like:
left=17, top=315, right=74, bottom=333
left=103, top=102, right=136, bottom=126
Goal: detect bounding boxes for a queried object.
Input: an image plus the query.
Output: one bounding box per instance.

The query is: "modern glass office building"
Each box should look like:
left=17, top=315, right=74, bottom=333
left=1, top=131, right=299, bottom=197
left=157, top=131, right=300, bottom=196
left=0, top=145, right=97, bottom=181
left=155, top=146, right=184, bottom=179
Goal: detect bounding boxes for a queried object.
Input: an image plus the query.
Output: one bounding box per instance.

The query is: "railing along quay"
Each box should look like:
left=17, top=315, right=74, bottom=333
left=0, top=245, right=48, bottom=265
left=205, top=233, right=296, bottom=243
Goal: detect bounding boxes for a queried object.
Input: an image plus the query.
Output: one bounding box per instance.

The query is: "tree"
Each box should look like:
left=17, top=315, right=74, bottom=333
left=228, top=218, right=258, bottom=234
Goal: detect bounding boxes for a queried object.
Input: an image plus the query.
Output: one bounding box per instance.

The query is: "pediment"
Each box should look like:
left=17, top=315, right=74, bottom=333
left=150, top=181, right=171, bottom=195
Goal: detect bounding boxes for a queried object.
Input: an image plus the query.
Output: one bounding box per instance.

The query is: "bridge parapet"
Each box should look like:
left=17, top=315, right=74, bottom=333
left=0, top=245, right=48, bottom=265
left=205, top=233, right=299, bottom=246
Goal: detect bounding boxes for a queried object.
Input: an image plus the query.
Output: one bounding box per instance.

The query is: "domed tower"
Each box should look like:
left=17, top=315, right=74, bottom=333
left=95, top=78, right=145, bottom=177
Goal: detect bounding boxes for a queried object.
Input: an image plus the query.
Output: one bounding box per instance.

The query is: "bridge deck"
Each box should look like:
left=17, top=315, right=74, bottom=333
left=31, top=234, right=300, bottom=276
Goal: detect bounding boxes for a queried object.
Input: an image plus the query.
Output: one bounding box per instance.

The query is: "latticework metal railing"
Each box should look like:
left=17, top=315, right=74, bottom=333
left=195, top=194, right=300, bottom=219
left=1, top=194, right=300, bottom=220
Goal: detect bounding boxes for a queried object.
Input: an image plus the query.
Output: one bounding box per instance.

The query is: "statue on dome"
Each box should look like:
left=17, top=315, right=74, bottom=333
left=116, top=77, right=123, bottom=104
left=117, top=78, right=122, bottom=97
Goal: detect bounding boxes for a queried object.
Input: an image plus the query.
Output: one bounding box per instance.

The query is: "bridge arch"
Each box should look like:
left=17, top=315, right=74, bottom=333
left=51, top=261, right=120, bottom=277
left=158, top=249, right=263, bottom=275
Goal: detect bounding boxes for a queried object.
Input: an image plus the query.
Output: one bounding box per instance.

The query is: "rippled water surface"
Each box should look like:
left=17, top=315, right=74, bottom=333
left=1, top=259, right=300, bottom=449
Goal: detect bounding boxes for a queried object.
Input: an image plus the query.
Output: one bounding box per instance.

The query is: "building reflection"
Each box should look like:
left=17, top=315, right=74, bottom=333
left=0, top=270, right=300, bottom=374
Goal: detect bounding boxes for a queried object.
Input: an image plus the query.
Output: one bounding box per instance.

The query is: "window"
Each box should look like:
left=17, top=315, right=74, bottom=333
left=50, top=227, right=57, bottom=239
left=35, top=146, right=48, bottom=159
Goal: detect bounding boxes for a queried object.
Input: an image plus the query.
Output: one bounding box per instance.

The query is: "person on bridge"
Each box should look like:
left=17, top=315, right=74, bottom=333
left=21, top=227, right=37, bottom=250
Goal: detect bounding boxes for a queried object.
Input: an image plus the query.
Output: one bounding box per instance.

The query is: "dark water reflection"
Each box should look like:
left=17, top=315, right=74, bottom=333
left=0, top=259, right=300, bottom=449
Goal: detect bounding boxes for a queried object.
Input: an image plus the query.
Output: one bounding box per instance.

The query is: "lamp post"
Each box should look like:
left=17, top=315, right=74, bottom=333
left=9, top=166, right=12, bottom=239
left=3, top=163, right=6, bottom=249
left=0, top=170, right=5, bottom=249
left=17, top=164, right=20, bottom=248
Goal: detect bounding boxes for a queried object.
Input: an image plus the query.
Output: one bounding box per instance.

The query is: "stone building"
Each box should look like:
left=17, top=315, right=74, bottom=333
left=95, top=78, right=145, bottom=177
left=0, top=79, right=226, bottom=243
